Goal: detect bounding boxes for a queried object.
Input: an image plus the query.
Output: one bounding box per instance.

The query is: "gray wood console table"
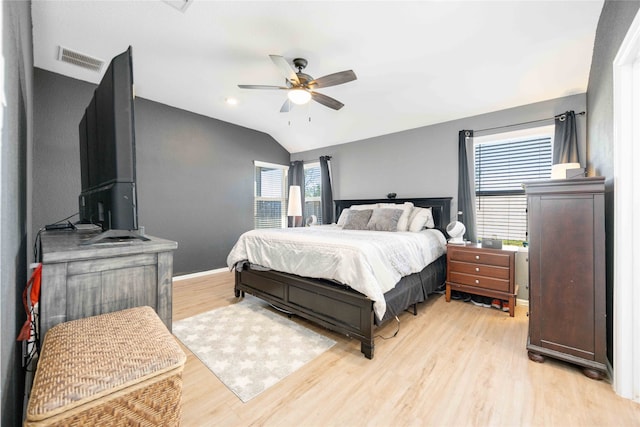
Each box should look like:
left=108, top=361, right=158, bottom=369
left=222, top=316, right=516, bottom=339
left=39, top=230, right=178, bottom=345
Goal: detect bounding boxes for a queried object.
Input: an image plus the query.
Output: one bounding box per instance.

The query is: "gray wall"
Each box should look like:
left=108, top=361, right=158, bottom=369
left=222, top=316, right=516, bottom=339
left=33, top=69, right=289, bottom=274
left=586, top=0, right=640, bottom=365
left=2, top=2, right=33, bottom=425
left=292, top=93, right=587, bottom=222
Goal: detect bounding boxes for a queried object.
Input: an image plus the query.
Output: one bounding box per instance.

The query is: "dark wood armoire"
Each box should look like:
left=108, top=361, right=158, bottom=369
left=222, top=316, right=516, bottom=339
left=524, top=177, right=607, bottom=379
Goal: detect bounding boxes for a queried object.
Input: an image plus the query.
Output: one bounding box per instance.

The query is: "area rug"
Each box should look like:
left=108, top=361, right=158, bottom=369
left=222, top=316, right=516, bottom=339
left=173, top=296, right=336, bottom=402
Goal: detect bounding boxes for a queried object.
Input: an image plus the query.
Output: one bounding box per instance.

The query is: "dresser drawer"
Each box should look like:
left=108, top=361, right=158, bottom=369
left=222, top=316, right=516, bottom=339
left=448, top=248, right=511, bottom=267
left=449, top=260, right=510, bottom=280
left=449, top=271, right=511, bottom=292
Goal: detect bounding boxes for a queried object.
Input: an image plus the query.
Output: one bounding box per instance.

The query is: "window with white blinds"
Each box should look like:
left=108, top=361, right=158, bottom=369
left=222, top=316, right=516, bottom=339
left=304, top=163, right=322, bottom=224
left=474, top=129, right=553, bottom=245
left=254, top=161, right=288, bottom=229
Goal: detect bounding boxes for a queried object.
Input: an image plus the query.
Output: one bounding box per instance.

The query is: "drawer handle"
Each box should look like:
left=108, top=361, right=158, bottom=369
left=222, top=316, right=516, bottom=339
left=475, top=267, right=480, bottom=272
left=475, top=255, right=480, bottom=260
left=475, top=279, right=480, bottom=284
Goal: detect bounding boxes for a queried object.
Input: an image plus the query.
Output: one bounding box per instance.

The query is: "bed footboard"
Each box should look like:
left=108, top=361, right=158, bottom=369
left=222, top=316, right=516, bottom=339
left=234, top=266, right=375, bottom=359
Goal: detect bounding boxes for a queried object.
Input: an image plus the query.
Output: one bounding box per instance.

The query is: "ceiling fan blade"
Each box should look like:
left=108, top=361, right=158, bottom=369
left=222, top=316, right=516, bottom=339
left=311, top=92, right=344, bottom=110
left=238, top=84, right=288, bottom=90
left=308, top=70, right=357, bottom=89
left=269, top=55, right=300, bottom=85
left=280, top=99, right=293, bottom=113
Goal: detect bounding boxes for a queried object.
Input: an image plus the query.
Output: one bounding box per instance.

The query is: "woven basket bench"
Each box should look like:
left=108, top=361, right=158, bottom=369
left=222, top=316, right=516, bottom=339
left=25, top=306, right=186, bottom=426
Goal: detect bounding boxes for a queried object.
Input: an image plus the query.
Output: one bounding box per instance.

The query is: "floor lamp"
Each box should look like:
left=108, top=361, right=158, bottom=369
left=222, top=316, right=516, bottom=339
left=287, top=185, right=302, bottom=227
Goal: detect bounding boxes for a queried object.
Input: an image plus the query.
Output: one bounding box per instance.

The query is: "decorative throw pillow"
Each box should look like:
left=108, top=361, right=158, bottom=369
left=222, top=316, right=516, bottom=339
left=408, top=207, right=435, bottom=231
left=342, top=209, right=373, bottom=230
left=378, top=202, right=414, bottom=231
left=337, top=209, right=351, bottom=226
left=367, top=208, right=403, bottom=232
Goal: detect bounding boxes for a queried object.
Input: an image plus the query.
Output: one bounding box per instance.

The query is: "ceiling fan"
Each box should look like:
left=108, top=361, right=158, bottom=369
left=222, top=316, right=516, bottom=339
left=238, top=55, right=357, bottom=112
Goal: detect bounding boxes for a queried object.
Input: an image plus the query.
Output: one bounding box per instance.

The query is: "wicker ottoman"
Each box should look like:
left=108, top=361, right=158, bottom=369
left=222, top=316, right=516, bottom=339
left=25, top=306, right=186, bottom=427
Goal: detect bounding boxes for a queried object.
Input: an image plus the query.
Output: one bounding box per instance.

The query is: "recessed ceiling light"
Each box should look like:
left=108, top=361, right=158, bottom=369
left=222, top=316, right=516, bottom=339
left=225, top=97, right=238, bottom=106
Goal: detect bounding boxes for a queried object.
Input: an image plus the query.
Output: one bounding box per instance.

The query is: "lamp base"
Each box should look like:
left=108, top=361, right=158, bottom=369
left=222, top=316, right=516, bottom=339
left=448, top=236, right=465, bottom=245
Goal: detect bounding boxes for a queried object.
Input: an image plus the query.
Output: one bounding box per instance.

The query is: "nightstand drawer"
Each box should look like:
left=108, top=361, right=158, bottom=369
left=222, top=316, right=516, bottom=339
left=448, top=248, right=511, bottom=267
left=449, top=271, right=511, bottom=292
left=448, top=260, right=510, bottom=280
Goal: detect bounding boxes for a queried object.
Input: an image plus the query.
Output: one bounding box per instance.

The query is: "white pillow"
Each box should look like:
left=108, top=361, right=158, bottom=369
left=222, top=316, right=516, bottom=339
left=349, top=204, right=379, bottom=211
left=378, top=202, right=414, bottom=231
left=337, top=209, right=351, bottom=226
left=408, top=207, right=435, bottom=232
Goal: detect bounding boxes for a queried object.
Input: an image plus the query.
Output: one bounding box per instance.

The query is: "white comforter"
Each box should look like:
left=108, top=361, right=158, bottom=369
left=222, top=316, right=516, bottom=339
left=226, top=225, right=447, bottom=319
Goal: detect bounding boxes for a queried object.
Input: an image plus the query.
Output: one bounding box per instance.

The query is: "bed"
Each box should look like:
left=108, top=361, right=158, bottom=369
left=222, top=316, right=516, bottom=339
left=228, top=197, right=451, bottom=359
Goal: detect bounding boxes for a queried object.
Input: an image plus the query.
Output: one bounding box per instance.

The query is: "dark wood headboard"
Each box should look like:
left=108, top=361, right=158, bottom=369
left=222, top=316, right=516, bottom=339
left=334, top=197, right=452, bottom=233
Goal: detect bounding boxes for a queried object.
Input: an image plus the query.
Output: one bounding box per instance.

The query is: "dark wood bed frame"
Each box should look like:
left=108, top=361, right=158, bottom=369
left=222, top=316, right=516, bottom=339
left=234, top=197, right=452, bottom=359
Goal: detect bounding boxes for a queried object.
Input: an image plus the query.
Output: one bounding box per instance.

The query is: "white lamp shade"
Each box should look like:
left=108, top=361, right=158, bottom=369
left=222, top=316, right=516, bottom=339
left=287, top=89, right=311, bottom=105
left=287, top=185, right=302, bottom=216
left=551, top=163, right=581, bottom=179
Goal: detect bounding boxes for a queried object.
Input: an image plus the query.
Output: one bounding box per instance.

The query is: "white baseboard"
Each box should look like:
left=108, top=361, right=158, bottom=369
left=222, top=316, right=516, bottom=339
left=517, top=298, right=529, bottom=307
left=173, top=267, right=229, bottom=281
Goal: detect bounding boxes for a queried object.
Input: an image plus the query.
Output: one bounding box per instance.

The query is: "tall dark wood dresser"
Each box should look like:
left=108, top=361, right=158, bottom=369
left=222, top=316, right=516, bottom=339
left=524, top=177, right=606, bottom=379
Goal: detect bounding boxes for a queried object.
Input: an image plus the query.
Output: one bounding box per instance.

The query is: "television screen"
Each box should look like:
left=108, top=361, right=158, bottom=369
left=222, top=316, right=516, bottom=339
left=78, top=46, right=145, bottom=243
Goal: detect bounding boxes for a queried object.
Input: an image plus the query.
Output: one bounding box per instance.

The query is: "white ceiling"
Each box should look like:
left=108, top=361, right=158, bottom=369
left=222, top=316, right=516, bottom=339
left=31, top=1, right=604, bottom=153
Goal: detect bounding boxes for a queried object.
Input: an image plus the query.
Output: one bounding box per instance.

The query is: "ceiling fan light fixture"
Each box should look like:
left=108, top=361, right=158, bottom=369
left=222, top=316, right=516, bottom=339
left=287, top=89, right=311, bottom=105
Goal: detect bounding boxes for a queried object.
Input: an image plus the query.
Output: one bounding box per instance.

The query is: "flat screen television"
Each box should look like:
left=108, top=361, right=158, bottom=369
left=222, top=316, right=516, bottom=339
left=78, top=46, right=147, bottom=244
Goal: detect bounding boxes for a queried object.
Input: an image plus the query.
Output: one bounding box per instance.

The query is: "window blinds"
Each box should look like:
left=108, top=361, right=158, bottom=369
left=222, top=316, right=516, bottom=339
left=474, top=136, right=552, bottom=243
left=254, top=163, right=287, bottom=229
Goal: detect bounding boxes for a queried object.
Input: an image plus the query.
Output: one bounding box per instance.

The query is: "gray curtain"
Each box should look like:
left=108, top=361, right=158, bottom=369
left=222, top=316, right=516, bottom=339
left=458, top=130, right=477, bottom=243
left=319, top=156, right=334, bottom=224
left=553, top=111, right=580, bottom=164
left=288, top=161, right=305, bottom=227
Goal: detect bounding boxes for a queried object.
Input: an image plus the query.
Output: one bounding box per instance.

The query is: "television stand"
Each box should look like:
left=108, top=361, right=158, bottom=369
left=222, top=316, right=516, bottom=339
left=80, top=229, right=150, bottom=245
left=39, top=229, right=178, bottom=345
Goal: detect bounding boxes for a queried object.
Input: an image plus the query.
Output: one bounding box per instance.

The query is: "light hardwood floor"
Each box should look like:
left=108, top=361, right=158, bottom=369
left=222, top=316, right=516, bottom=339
left=173, top=272, right=640, bottom=426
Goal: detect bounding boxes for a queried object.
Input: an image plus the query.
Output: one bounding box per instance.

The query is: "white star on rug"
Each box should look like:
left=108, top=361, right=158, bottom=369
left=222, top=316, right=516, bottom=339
left=221, top=344, right=236, bottom=354
left=232, top=375, right=253, bottom=389
left=262, top=375, right=279, bottom=388
left=238, top=359, right=255, bottom=370
left=289, top=347, right=304, bottom=356
left=212, top=360, right=230, bottom=371
left=266, top=346, right=280, bottom=356
left=264, top=359, right=279, bottom=370
left=184, top=333, right=198, bottom=342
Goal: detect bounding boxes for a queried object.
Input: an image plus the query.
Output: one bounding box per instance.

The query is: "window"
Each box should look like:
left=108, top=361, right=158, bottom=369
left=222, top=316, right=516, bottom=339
left=304, top=162, right=322, bottom=224
left=473, top=126, right=553, bottom=246
left=254, top=161, right=288, bottom=229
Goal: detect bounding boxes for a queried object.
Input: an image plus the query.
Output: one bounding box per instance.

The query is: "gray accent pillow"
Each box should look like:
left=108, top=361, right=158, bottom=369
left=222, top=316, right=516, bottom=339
left=367, top=208, right=403, bottom=232
left=342, top=209, right=373, bottom=230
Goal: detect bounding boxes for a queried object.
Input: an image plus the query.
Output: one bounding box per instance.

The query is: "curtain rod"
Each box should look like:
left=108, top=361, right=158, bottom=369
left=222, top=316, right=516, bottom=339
left=474, top=111, right=586, bottom=134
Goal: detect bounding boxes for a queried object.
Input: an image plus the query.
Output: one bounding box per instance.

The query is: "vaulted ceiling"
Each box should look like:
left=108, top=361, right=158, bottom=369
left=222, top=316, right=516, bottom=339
left=31, top=1, right=603, bottom=153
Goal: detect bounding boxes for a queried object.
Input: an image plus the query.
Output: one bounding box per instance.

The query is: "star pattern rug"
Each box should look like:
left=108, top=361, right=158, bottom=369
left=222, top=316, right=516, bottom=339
left=173, top=296, right=336, bottom=402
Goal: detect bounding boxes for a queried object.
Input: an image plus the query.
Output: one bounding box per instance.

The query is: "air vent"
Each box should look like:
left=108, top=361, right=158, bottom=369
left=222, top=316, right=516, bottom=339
left=162, top=0, right=193, bottom=13
left=57, top=46, right=104, bottom=72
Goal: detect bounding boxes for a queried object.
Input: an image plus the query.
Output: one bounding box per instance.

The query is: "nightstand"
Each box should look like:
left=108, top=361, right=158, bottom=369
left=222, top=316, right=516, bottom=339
left=445, top=243, right=517, bottom=317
